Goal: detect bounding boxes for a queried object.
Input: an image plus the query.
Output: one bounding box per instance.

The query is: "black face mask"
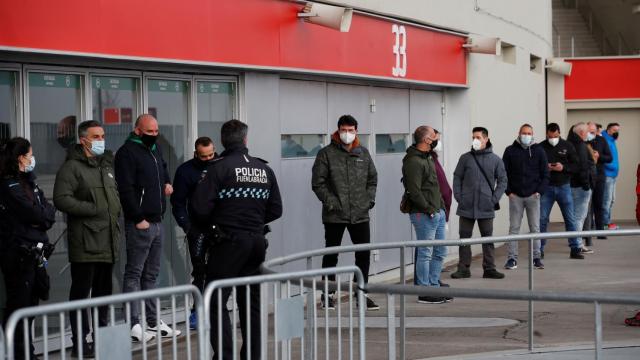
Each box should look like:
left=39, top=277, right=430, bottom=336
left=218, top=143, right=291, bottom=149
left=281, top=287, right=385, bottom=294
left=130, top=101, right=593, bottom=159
left=612, top=132, right=619, bottom=140
left=429, top=139, right=438, bottom=151
left=141, top=134, right=158, bottom=148
left=194, top=157, right=214, bottom=168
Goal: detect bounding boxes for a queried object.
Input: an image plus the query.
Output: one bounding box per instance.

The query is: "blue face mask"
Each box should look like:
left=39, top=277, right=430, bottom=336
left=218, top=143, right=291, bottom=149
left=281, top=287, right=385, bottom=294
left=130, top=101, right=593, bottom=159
left=90, top=140, right=105, bottom=156
left=24, top=156, right=36, bottom=173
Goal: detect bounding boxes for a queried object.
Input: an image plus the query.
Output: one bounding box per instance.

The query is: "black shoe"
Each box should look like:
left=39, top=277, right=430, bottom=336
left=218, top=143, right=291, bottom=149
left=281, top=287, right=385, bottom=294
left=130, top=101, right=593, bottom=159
left=483, top=269, right=505, bottom=279
left=320, top=295, right=335, bottom=310
left=597, top=236, right=607, bottom=240
left=71, top=342, right=95, bottom=359
left=417, top=296, right=447, bottom=304
left=356, top=295, right=380, bottom=311
left=451, top=269, right=471, bottom=279
left=570, top=249, right=584, bottom=259
left=438, top=281, right=450, bottom=287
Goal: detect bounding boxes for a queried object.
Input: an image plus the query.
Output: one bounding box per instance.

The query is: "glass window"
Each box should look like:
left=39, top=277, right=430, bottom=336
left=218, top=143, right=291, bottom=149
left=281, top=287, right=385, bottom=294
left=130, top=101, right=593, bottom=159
left=0, top=71, right=18, bottom=142
left=281, top=134, right=325, bottom=158
left=147, top=78, right=189, bottom=287
left=91, top=75, right=139, bottom=151
left=376, top=133, right=408, bottom=154
left=197, top=81, right=235, bottom=151
left=27, top=72, right=83, bottom=306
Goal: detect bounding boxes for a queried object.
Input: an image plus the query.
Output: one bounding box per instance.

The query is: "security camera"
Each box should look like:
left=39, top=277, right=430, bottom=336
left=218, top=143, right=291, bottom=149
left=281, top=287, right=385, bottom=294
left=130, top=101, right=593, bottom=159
left=298, top=2, right=353, bottom=32
left=462, top=36, right=501, bottom=55
left=545, top=59, right=572, bottom=76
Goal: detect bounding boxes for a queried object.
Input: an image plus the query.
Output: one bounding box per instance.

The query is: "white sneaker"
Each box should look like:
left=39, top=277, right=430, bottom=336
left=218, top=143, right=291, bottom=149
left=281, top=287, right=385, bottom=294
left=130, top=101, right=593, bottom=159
left=131, top=324, right=155, bottom=343
left=148, top=320, right=181, bottom=338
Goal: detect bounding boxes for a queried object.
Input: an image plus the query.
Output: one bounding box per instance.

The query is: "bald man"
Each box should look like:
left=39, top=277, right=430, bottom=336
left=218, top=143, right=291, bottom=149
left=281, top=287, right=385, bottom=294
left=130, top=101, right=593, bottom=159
left=114, top=114, right=180, bottom=341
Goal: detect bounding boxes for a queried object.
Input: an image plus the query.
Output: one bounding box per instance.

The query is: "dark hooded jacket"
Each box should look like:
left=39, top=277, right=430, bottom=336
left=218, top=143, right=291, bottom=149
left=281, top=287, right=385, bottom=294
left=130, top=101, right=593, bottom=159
left=53, top=145, right=122, bottom=263
left=567, top=130, right=592, bottom=191
left=311, top=132, right=377, bottom=224
left=502, top=139, right=549, bottom=197
left=401, top=145, right=445, bottom=215
left=453, top=143, right=508, bottom=220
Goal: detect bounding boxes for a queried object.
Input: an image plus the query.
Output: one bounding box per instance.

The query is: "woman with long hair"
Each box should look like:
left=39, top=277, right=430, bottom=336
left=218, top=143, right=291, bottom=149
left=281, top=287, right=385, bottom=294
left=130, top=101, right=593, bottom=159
left=0, top=137, right=56, bottom=360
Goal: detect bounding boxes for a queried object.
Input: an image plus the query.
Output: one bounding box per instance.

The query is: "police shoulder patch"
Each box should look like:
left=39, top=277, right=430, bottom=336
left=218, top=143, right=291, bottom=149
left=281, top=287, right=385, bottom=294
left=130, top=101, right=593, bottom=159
left=254, top=157, right=269, bottom=164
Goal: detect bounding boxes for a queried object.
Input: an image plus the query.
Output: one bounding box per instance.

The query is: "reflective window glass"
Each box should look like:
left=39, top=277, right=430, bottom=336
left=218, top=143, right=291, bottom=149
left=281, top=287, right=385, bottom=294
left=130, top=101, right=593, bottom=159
left=376, top=134, right=408, bottom=154
left=197, top=81, right=235, bottom=151
left=0, top=71, right=18, bottom=142
left=91, top=75, right=139, bottom=151
left=281, top=134, right=325, bottom=158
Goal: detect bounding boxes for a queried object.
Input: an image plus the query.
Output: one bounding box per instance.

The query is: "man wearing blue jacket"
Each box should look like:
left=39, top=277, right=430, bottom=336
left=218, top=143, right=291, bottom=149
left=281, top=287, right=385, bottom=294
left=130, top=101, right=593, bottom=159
left=601, top=123, right=621, bottom=231
left=502, top=124, right=549, bottom=270
left=171, top=136, right=217, bottom=329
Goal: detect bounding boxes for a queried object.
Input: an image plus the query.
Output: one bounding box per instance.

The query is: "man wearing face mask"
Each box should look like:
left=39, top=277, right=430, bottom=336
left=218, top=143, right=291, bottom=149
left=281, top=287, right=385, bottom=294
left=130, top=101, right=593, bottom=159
left=170, top=136, right=217, bottom=329
left=539, top=123, right=580, bottom=259
left=601, top=123, right=621, bottom=231
left=53, top=120, right=122, bottom=358
left=582, top=122, right=612, bottom=246
left=114, top=114, right=180, bottom=342
left=312, top=114, right=379, bottom=310
left=567, top=123, right=593, bottom=259
left=451, top=127, right=508, bottom=279
left=501, top=124, right=549, bottom=270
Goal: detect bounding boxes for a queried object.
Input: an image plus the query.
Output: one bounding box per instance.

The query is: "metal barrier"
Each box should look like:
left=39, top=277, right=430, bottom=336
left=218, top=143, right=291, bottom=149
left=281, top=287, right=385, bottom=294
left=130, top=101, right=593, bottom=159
left=4, top=285, right=205, bottom=360
left=203, top=266, right=366, bottom=360
left=265, top=229, right=640, bottom=360
left=1, top=326, right=5, bottom=360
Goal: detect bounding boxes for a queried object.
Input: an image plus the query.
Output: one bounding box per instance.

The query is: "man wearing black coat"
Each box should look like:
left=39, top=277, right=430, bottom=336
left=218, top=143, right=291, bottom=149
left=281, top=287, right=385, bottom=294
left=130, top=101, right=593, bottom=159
left=567, top=123, right=592, bottom=259
left=583, top=122, right=612, bottom=245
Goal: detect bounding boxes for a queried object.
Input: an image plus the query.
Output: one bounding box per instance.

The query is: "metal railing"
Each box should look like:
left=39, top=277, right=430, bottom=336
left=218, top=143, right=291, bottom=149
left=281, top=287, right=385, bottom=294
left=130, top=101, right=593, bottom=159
left=4, top=285, right=205, bottom=360
left=0, top=327, right=4, bottom=360
left=265, top=228, right=640, bottom=360
left=203, top=266, right=366, bottom=360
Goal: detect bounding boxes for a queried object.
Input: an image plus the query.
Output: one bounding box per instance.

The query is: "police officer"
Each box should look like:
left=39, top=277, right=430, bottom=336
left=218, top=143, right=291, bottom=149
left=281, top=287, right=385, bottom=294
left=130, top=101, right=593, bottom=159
left=170, top=136, right=217, bottom=329
left=191, top=119, right=282, bottom=360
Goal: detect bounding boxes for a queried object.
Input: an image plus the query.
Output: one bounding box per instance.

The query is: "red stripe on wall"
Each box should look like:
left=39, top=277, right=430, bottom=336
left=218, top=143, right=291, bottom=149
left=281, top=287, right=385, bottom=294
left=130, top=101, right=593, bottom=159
left=0, top=0, right=466, bottom=85
left=565, top=58, right=640, bottom=100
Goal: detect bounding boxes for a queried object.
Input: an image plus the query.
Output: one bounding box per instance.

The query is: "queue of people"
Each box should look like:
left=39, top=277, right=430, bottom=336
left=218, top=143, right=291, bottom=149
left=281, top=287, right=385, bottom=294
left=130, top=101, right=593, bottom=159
left=0, top=112, right=627, bottom=359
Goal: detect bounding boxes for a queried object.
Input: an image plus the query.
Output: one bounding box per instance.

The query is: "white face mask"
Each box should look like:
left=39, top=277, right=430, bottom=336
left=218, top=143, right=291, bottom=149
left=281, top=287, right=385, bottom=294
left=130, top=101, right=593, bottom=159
left=520, top=134, right=533, bottom=146
left=586, top=132, right=596, bottom=142
left=472, top=138, right=482, bottom=151
left=548, top=137, right=559, bottom=147
left=339, top=131, right=356, bottom=145
left=24, top=156, right=36, bottom=173
left=433, top=140, right=443, bottom=152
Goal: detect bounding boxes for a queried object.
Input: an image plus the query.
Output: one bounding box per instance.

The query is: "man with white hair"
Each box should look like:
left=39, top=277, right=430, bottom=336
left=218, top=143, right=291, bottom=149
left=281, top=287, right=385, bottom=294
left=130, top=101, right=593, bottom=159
left=566, top=123, right=592, bottom=259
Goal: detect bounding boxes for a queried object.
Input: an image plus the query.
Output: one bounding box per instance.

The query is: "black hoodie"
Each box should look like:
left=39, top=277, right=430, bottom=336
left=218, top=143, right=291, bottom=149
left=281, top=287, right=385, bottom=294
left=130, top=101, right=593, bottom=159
left=567, top=130, right=592, bottom=190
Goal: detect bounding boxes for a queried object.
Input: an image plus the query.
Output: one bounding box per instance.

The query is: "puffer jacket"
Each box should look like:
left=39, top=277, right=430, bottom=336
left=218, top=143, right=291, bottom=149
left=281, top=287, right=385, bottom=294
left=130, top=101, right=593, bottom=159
left=453, top=144, right=508, bottom=220
left=0, top=172, right=55, bottom=249
left=53, top=145, right=121, bottom=263
left=401, top=145, right=444, bottom=215
left=311, top=132, right=377, bottom=224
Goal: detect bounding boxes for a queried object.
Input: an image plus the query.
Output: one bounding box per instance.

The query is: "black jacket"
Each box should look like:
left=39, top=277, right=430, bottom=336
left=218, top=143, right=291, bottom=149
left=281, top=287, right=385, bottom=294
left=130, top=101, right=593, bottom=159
left=190, top=145, right=282, bottom=233
left=0, top=172, right=55, bottom=249
left=114, top=134, right=171, bottom=224
left=588, top=135, right=612, bottom=179
left=540, top=138, right=579, bottom=186
left=502, top=140, right=549, bottom=197
left=170, top=158, right=211, bottom=232
left=567, top=131, right=592, bottom=190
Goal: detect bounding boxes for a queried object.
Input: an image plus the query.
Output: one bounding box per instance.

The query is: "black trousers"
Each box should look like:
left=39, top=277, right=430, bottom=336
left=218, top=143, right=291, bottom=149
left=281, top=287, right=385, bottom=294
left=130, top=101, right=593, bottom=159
left=584, top=177, right=605, bottom=245
left=457, top=217, right=496, bottom=271
left=1, top=248, right=39, bottom=360
left=69, top=262, right=113, bottom=347
left=321, top=222, right=371, bottom=285
left=187, top=231, right=210, bottom=296
left=207, top=231, right=266, bottom=360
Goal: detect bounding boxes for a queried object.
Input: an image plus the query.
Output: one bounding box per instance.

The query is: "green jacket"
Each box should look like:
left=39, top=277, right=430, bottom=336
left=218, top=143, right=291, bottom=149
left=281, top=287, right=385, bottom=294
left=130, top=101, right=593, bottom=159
left=53, top=145, right=122, bottom=263
left=311, top=133, right=377, bottom=224
left=402, top=146, right=445, bottom=215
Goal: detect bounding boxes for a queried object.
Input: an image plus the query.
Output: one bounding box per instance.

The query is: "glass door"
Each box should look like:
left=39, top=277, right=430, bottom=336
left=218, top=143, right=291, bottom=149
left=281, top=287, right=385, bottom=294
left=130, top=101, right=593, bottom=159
left=196, top=80, right=236, bottom=151
left=146, top=77, right=190, bottom=287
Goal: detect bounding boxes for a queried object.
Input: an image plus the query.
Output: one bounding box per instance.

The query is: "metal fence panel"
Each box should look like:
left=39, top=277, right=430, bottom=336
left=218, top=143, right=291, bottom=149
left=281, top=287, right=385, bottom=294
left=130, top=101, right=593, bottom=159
left=203, top=266, right=367, bottom=360
left=4, top=285, right=205, bottom=360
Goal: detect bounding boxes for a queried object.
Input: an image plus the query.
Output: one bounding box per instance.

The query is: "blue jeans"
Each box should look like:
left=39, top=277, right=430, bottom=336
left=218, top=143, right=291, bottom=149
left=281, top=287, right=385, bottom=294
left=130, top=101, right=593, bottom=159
left=410, top=209, right=446, bottom=287
left=602, top=176, right=617, bottom=226
left=572, top=187, right=592, bottom=235
left=540, top=184, right=580, bottom=251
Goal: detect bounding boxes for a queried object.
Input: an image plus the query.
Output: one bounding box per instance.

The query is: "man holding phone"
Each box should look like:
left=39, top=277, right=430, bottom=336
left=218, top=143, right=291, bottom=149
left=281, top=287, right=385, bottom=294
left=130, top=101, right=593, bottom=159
left=539, top=123, right=582, bottom=259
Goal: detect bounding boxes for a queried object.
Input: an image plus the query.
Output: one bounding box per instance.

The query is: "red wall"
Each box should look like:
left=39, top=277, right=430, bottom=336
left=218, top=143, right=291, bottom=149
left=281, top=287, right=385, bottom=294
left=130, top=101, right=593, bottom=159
left=0, top=0, right=467, bottom=86
left=565, top=58, right=640, bottom=100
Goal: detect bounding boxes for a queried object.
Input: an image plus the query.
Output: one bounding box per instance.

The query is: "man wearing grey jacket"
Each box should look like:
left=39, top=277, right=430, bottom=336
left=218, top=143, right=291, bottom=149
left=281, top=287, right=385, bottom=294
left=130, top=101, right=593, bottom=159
left=451, top=127, right=508, bottom=279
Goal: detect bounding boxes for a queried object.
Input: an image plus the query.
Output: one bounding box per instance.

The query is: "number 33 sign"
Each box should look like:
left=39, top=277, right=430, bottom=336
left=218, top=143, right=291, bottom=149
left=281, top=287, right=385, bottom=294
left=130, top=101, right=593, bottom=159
left=392, top=24, right=407, bottom=77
